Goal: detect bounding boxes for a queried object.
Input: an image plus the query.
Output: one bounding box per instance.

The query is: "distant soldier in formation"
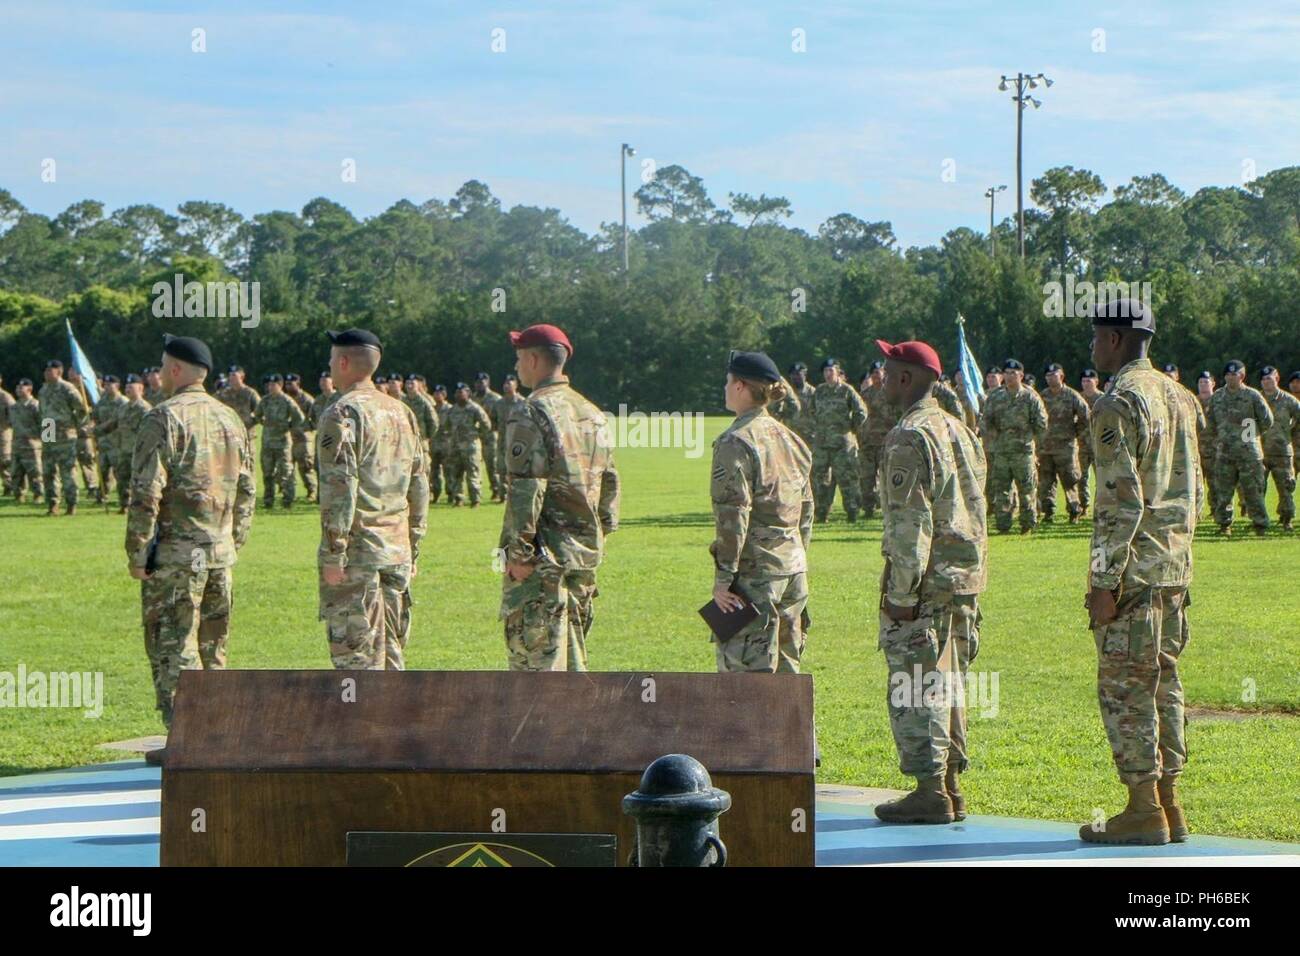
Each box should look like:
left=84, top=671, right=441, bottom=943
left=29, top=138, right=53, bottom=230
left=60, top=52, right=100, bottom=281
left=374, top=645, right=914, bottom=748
left=472, top=372, right=505, bottom=501
left=1038, top=363, right=1090, bottom=523
left=1193, top=371, right=1217, bottom=517
left=316, top=329, right=428, bottom=670
left=143, top=367, right=166, bottom=407
left=1259, top=366, right=1300, bottom=531
left=92, top=375, right=128, bottom=504
left=810, top=358, right=868, bottom=523
left=980, top=367, right=1004, bottom=515
left=254, top=374, right=305, bottom=509
left=1077, top=369, right=1103, bottom=517
left=443, top=382, right=493, bottom=507
left=980, top=359, right=1047, bottom=533
left=65, top=368, right=100, bottom=502
left=97, top=373, right=153, bottom=512
left=428, top=384, right=451, bottom=503
left=950, top=368, right=980, bottom=432
left=8, top=378, right=43, bottom=502
left=1205, top=359, right=1272, bottom=535
left=0, top=373, right=14, bottom=495
left=217, top=364, right=260, bottom=438
left=403, top=374, right=440, bottom=496
left=708, top=350, right=813, bottom=673
left=859, top=361, right=900, bottom=519
left=491, top=374, right=526, bottom=496
left=311, top=371, right=338, bottom=426
left=127, top=335, right=254, bottom=763
left=871, top=340, right=987, bottom=825
left=284, top=373, right=319, bottom=503
left=38, top=360, right=90, bottom=515
left=777, top=362, right=816, bottom=447
left=499, top=324, right=619, bottom=672
left=1081, top=299, right=1199, bottom=846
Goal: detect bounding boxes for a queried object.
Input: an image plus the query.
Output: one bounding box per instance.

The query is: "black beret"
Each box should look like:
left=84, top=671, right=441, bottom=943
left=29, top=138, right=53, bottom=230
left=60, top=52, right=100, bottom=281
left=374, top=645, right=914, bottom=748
left=727, top=350, right=780, bottom=384
left=1045, top=363, right=1063, bottom=374
left=1163, top=363, right=1179, bottom=374
left=405, top=373, right=418, bottom=382
left=45, top=359, right=63, bottom=369
left=1003, top=359, right=1024, bottom=371
left=454, top=381, right=469, bottom=390
left=1081, top=368, right=1099, bottom=379
left=870, top=361, right=885, bottom=371
left=320, top=370, right=331, bottom=378
left=263, top=373, right=282, bottom=384
left=103, top=374, right=119, bottom=384
left=284, top=373, right=300, bottom=383
left=475, top=371, right=490, bottom=381
left=433, top=383, right=447, bottom=393
left=1198, top=370, right=1212, bottom=381
left=503, top=373, right=517, bottom=383
left=1260, top=366, right=1278, bottom=378
left=821, top=357, right=841, bottom=370
left=1092, top=298, right=1154, bottom=333
left=228, top=364, right=243, bottom=373
left=1288, top=371, right=1300, bottom=384
left=789, top=362, right=808, bottom=373
left=374, top=374, right=387, bottom=384
left=125, top=373, right=142, bottom=384
left=18, top=378, right=32, bottom=386
left=1224, top=360, right=1245, bottom=375
left=327, top=328, right=382, bottom=350
left=163, top=334, right=213, bottom=372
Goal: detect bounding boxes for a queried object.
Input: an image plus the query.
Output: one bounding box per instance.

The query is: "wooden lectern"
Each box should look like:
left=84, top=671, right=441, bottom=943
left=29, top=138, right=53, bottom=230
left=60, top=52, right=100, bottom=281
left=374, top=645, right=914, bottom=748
left=160, top=670, right=816, bottom=866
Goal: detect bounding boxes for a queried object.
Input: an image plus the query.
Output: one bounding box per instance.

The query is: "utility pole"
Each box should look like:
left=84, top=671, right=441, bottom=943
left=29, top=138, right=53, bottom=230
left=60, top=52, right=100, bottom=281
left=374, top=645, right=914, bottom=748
left=985, top=185, right=1007, bottom=256
left=998, top=73, right=1052, bottom=258
left=621, top=143, right=636, bottom=276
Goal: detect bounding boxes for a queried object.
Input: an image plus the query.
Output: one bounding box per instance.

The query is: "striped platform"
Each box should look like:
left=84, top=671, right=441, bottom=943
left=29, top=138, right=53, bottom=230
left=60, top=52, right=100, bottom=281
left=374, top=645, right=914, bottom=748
left=2, top=762, right=1296, bottom=866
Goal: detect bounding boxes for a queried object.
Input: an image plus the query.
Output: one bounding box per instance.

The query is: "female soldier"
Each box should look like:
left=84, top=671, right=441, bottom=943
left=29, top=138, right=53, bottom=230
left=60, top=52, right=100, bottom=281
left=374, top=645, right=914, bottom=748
left=709, top=350, right=814, bottom=673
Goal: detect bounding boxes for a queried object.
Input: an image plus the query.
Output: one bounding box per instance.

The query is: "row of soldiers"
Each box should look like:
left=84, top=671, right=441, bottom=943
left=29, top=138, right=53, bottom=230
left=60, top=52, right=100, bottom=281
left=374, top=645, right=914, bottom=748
left=766, top=354, right=1300, bottom=535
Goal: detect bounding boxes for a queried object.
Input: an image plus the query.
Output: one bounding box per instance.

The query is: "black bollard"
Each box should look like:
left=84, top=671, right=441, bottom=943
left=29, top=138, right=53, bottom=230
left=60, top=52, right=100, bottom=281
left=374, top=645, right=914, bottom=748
left=622, top=754, right=731, bottom=867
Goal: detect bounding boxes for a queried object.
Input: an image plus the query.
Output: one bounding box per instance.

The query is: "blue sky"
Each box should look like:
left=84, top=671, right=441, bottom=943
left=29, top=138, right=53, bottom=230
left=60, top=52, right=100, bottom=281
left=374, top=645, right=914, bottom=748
left=2, top=0, right=1298, bottom=248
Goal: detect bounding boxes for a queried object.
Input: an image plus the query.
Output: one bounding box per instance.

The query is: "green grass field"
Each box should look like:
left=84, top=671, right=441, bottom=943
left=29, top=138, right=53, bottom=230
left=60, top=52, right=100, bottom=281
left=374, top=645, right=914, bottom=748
left=2, top=417, right=1298, bottom=841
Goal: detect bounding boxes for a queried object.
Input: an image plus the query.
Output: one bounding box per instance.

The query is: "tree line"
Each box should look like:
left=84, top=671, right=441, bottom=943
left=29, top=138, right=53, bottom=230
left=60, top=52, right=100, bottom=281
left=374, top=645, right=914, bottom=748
left=1, top=163, right=1298, bottom=410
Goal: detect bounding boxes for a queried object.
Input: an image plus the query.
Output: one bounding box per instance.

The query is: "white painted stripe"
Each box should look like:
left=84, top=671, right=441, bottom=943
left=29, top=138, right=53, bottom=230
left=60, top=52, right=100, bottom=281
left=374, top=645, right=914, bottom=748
left=864, top=855, right=1300, bottom=867
left=0, top=817, right=159, bottom=841
left=0, top=789, right=159, bottom=816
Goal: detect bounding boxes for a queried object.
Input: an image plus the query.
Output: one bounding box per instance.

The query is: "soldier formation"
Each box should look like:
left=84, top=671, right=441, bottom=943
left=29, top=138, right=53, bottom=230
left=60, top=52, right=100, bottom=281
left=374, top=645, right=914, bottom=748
left=1, top=302, right=1294, bottom=847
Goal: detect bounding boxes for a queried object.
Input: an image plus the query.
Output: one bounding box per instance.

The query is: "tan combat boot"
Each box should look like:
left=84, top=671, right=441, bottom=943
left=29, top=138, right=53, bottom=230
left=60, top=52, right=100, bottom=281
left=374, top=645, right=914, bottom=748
left=875, top=774, right=954, bottom=824
left=946, top=764, right=966, bottom=821
left=1079, top=780, right=1170, bottom=845
left=1158, top=776, right=1189, bottom=843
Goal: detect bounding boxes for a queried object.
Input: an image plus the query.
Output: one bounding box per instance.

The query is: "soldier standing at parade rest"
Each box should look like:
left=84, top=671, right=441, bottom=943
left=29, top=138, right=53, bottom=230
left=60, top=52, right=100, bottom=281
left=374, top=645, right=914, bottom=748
left=38, top=359, right=90, bottom=515
left=491, top=374, right=526, bottom=497
left=810, top=357, right=868, bottom=523
left=65, top=367, right=100, bottom=503
left=311, top=370, right=339, bottom=425
left=126, top=335, right=254, bottom=765
left=217, top=365, right=260, bottom=439
left=872, top=340, right=987, bottom=825
left=254, top=374, right=305, bottom=509
left=472, top=372, right=505, bottom=502
left=1205, top=359, right=1272, bottom=535
left=92, top=375, right=127, bottom=504
left=143, top=367, right=166, bottom=408
left=1078, top=369, right=1103, bottom=517
left=1259, top=366, right=1300, bottom=531
left=776, top=362, right=816, bottom=448
left=708, top=350, right=813, bottom=673
left=96, top=373, right=153, bottom=513
left=8, top=379, right=44, bottom=502
left=980, top=359, right=1047, bottom=533
left=316, top=329, right=428, bottom=670
left=284, top=373, right=319, bottom=503
left=0, top=373, right=13, bottom=495
left=499, top=324, right=620, bottom=672
left=1038, top=363, right=1091, bottom=523
left=403, top=373, right=440, bottom=497
left=859, top=361, right=899, bottom=520
left=1080, top=299, right=1201, bottom=845
left=1193, top=371, right=1217, bottom=518
left=428, top=384, right=450, bottom=503
left=442, top=382, right=493, bottom=507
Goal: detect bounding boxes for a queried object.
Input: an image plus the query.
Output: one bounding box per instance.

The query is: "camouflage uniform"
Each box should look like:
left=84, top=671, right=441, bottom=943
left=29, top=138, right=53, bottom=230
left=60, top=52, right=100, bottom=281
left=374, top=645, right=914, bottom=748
left=980, top=386, right=1047, bottom=532
left=931, top=381, right=964, bottom=422
left=490, top=392, right=527, bottom=493
left=1079, top=389, right=1102, bottom=513
left=709, top=407, right=814, bottom=673
left=428, top=401, right=451, bottom=501
left=1088, top=358, right=1200, bottom=787
left=72, top=388, right=99, bottom=498
left=474, top=386, right=503, bottom=497
left=403, top=390, right=439, bottom=494
left=1205, top=384, right=1273, bottom=529
left=810, top=381, right=868, bottom=520
left=217, top=383, right=260, bottom=436
left=39, top=378, right=90, bottom=508
left=1261, top=388, right=1300, bottom=524
left=9, top=395, right=44, bottom=500
left=0, top=386, right=13, bottom=494
left=443, top=399, right=493, bottom=505
left=317, top=381, right=428, bottom=670
left=879, top=396, right=987, bottom=780
left=93, top=392, right=128, bottom=500
left=777, top=381, right=817, bottom=448
left=1038, top=384, right=1090, bottom=520
left=254, top=393, right=305, bottom=506
left=127, top=384, right=255, bottom=729
left=98, top=395, right=153, bottom=508
left=144, top=386, right=167, bottom=408
left=288, top=389, right=319, bottom=501
left=1196, top=392, right=1216, bottom=517
left=499, top=374, right=620, bottom=671
left=859, top=382, right=900, bottom=517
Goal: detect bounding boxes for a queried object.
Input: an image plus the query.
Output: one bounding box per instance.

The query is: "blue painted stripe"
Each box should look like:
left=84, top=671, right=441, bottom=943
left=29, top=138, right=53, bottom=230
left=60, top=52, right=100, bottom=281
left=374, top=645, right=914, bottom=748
left=0, top=835, right=159, bottom=867
left=0, top=778, right=160, bottom=800
left=0, top=801, right=160, bottom=826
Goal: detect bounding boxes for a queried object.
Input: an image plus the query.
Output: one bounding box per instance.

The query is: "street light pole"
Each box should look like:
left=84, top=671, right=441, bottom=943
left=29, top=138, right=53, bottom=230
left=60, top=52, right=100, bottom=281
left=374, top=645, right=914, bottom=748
left=998, top=72, right=1051, bottom=259
left=621, top=143, right=635, bottom=276
left=985, top=184, right=1007, bottom=256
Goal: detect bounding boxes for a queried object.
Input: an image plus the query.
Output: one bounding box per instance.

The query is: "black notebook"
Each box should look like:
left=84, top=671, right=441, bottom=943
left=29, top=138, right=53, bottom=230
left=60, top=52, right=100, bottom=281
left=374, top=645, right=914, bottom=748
left=698, top=596, right=760, bottom=640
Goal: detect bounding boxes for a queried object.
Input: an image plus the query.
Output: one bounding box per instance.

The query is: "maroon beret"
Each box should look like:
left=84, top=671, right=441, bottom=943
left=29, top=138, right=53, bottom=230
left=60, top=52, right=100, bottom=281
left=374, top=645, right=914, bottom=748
left=509, top=323, right=572, bottom=357
left=876, top=339, right=942, bottom=377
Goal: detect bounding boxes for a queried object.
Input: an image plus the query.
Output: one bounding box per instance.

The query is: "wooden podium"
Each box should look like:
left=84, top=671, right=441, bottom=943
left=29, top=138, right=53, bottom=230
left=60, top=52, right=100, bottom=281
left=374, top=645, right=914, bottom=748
left=160, top=670, right=816, bottom=866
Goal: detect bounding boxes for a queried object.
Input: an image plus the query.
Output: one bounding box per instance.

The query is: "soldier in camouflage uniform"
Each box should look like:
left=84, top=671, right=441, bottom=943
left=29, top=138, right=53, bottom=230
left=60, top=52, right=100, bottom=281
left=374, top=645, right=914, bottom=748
left=472, top=372, right=504, bottom=501
left=1205, top=359, right=1272, bottom=535
left=950, top=368, right=980, bottom=433
left=254, top=374, right=305, bottom=509
left=284, top=373, right=319, bottom=503
left=311, top=371, right=339, bottom=427
left=143, top=367, right=166, bottom=408
left=491, top=374, right=526, bottom=495
left=402, top=374, right=438, bottom=458
left=500, top=324, right=620, bottom=672
left=931, top=376, right=964, bottom=422
left=38, top=360, right=90, bottom=515
left=1037, top=363, right=1090, bottom=523
left=8, top=379, right=44, bottom=502
left=776, top=363, right=817, bottom=448
left=127, top=336, right=255, bottom=762
left=92, top=376, right=128, bottom=503
left=96, top=373, right=153, bottom=512
left=216, top=365, right=260, bottom=438
left=65, top=368, right=100, bottom=502
left=860, top=362, right=900, bottom=519
left=1081, top=299, right=1200, bottom=846
left=317, top=330, right=428, bottom=670
left=0, top=373, right=14, bottom=495
left=810, top=358, right=868, bottom=522
left=1194, top=371, right=1217, bottom=518
left=709, top=351, right=813, bottom=674
left=980, top=359, right=1047, bottom=533
left=443, top=383, right=493, bottom=507
left=871, top=340, right=987, bottom=825
left=1078, top=369, right=1103, bottom=516
left=1259, top=366, right=1300, bottom=531
left=980, top=368, right=1004, bottom=516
